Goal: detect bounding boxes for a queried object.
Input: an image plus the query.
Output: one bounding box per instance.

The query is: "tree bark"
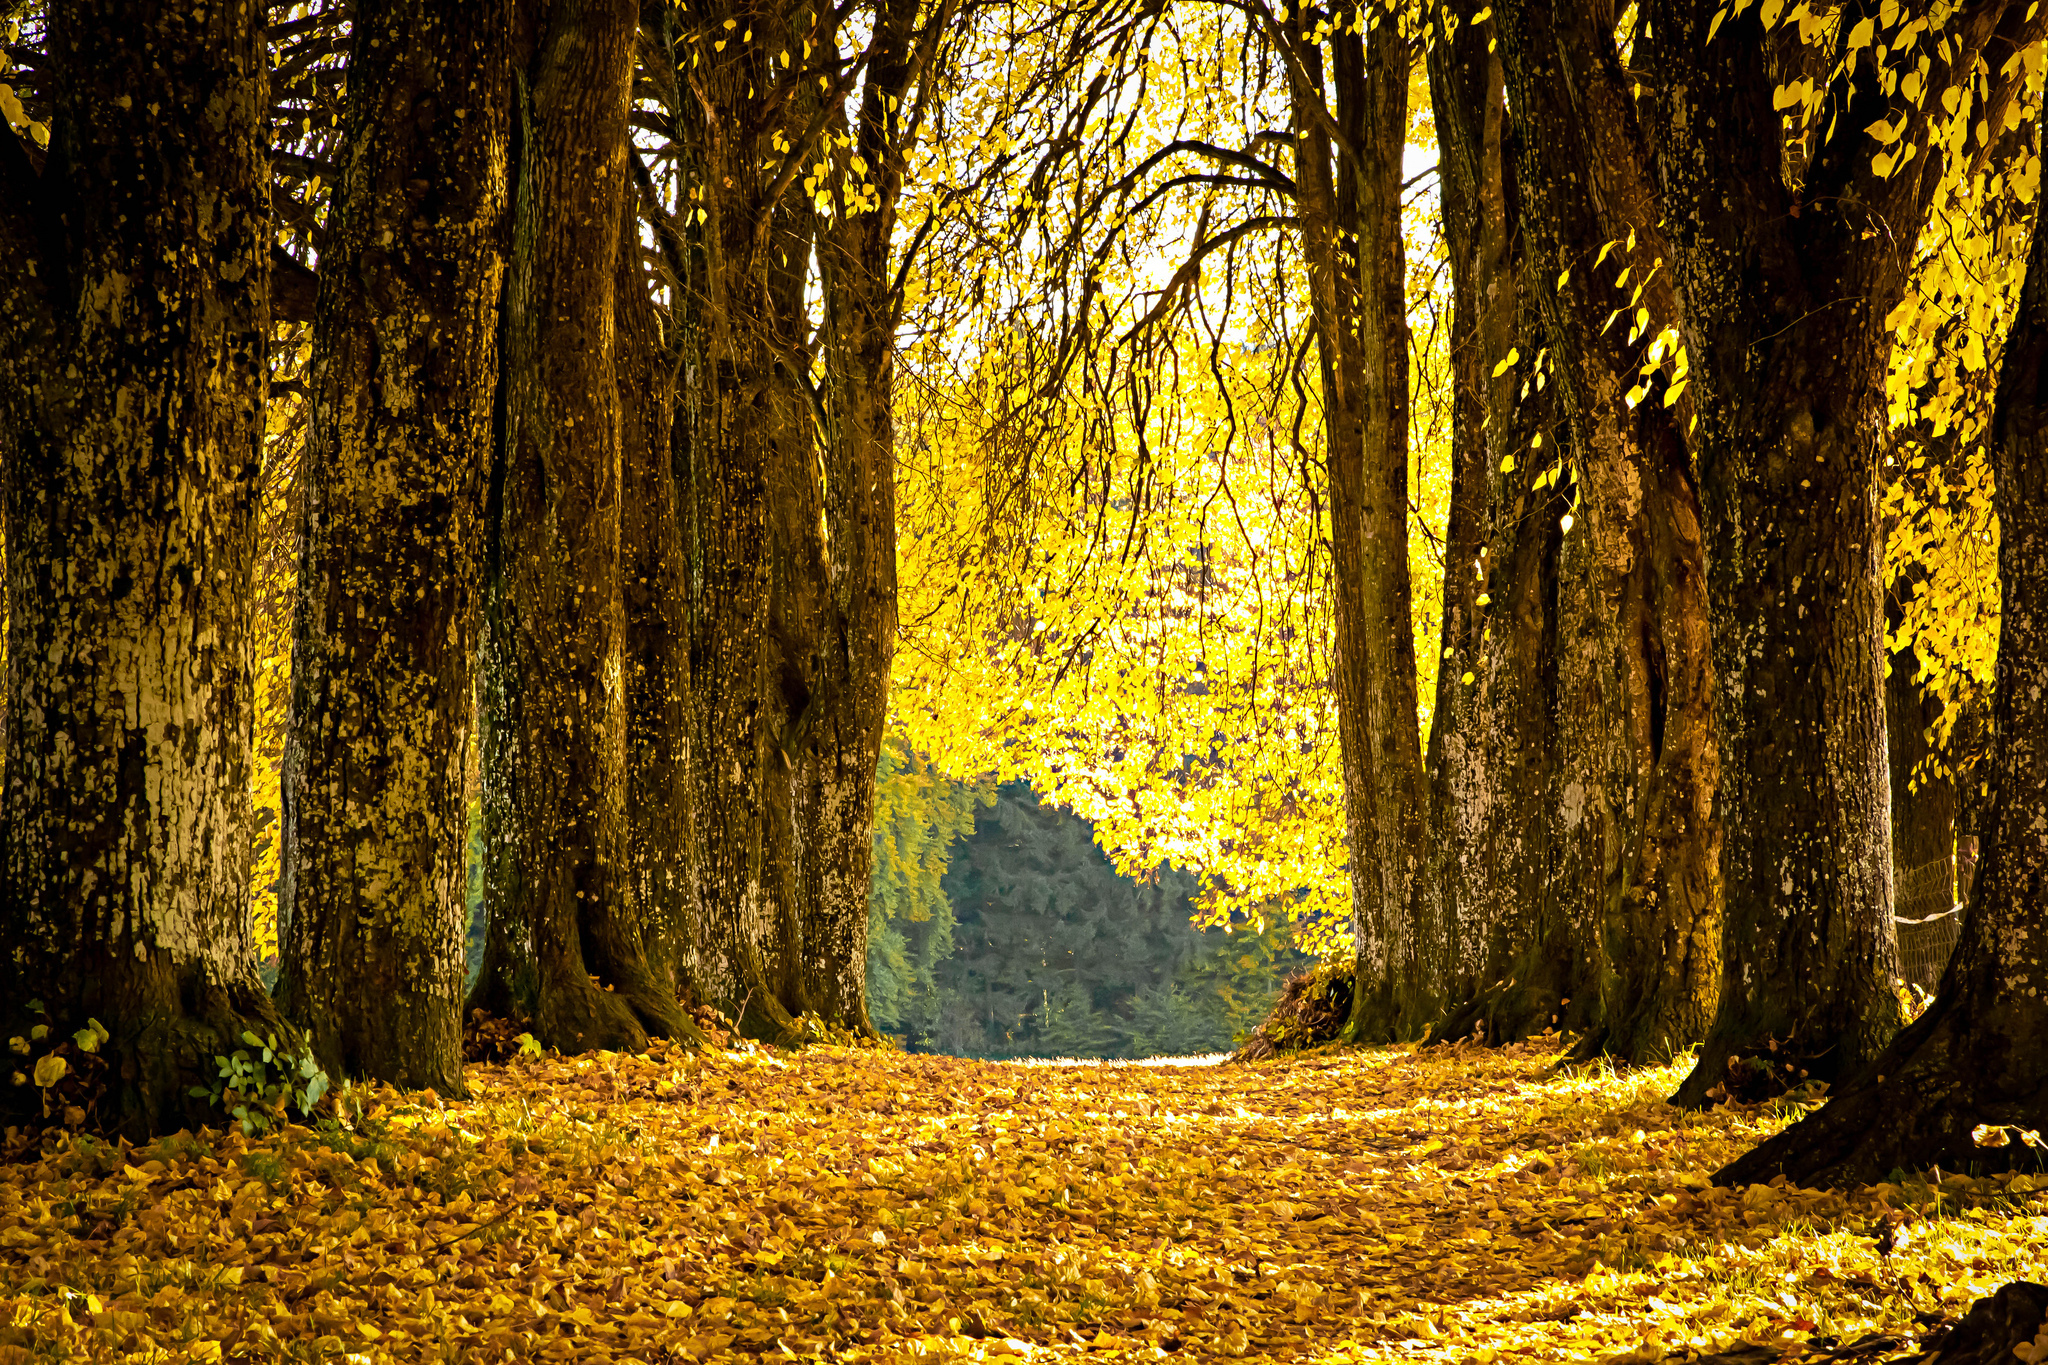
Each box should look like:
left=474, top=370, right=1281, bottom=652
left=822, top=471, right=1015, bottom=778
left=792, top=0, right=935, bottom=1035
left=1495, top=0, right=1723, bottom=1065
left=274, top=0, right=511, bottom=1098
left=1423, top=13, right=1514, bottom=1009
left=472, top=0, right=652, bottom=1054
left=1286, top=15, right=1439, bottom=1042
left=1717, top=159, right=2048, bottom=1187
left=0, top=0, right=285, bottom=1135
left=598, top=177, right=702, bottom=1044
left=1649, top=1, right=2041, bottom=1104
left=1422, top=1, right=1601, bottom=1049
left=662, top=0, right=816, bottom=1040
left=619, top=150, right=699, bottom=1023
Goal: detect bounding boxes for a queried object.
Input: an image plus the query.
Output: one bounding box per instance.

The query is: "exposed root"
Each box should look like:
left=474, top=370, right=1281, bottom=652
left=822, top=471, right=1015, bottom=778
left=1231, top=962, right=1354, bottom=1062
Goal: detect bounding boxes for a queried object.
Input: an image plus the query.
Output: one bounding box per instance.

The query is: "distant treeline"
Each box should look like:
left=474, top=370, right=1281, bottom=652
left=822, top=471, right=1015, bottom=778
left=866, top=756, right=1310, bottom=1059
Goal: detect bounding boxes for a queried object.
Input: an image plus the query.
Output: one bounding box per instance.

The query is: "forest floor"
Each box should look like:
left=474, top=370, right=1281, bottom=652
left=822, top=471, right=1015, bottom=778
left=1, top=1037, right=2045, bottom=1365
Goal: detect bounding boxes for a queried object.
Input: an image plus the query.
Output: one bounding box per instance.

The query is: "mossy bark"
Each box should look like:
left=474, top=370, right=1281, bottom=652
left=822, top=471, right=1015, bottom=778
left=659, top=0, right=815, bottom=1042
left=275, top=0, right=512, bottom=1099
left=1422, top=0, right=1598, bottom=1050
left=1640, top=3, right=2044, bottom=1103
left=474, top=0, right=653, bottom=1055
left=1718, top=171, right=2048, bottom=1187
left=1493, top=0, right=1723, bottom=1065
left=0, top=0, right=287, bottom=1136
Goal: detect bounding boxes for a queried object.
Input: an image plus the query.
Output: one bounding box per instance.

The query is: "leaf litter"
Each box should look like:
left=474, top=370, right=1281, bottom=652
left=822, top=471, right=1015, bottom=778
left=0, top=1038, right=2043, bottom=1363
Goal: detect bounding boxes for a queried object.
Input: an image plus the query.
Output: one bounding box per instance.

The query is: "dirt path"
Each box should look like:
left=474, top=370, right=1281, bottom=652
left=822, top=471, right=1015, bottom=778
left=1, top=1039, right=2043, bottom=1362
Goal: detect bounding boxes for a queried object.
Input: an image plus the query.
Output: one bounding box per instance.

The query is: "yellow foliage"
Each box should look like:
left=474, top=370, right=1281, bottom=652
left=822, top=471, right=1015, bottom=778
left=249, top=334, right=311, bottom=968
left=891, top=15, right=1453, bottom=954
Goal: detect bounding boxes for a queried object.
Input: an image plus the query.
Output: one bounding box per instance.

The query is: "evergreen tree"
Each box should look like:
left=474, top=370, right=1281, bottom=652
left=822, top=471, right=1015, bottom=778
left=866, top=745, right=987, bottom=1046
left=932, top=784, right=1311, bottom=1059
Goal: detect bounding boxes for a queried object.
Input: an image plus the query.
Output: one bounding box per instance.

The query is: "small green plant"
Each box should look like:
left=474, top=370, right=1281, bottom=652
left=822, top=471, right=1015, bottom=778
left=515, top=1032, right=543, bottom=1057
left=189, top=1030, right=330, bottom=1135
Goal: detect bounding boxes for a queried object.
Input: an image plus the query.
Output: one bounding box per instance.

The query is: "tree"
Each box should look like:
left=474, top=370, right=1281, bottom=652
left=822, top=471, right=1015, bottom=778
left=1649, top=0, right=2043, bottom=1103
left=1718, top=141, right=2048, bottom=1187
left=0, top=0, right=288, bottom=1134
left=1477, top=0, right=1724, bottom=1066
left=618, top=60, right=699, bottom=1033
left=469, top=0, right=691, bottom=1052
left=641, top=0, right=821, bottom=1040
left=1272, top=7, right=1440, bottom=1041
left=273, top=0, right=511, bottom=1098
left=791, top=0, right=950, bottom=1033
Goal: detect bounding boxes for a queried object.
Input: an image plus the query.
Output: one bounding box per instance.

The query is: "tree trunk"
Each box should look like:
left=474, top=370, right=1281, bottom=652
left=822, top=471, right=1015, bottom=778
left=619, top=154, right=700, bottom=1023
left=1422, top=1, right=1599, bottom=1049
left=274, top=0, right=512, bottom=1098
left=1423, top=15, right=1515, bottom=1009
left=473, top=0, right=652, bottom=1055
left=793, top=0, right=930, bottom=1035
left=0, top=0, right=286, bottom=1136
left=1495, top=0, right=1722, bottom=1065
left=1288, top=17, right=1438, bottom=1042
left=1717, top=162, right=2048, bottom=1187
left=662, top=0, right=816, bottom=1040
left=1646, top=2, right=2039, bottom=1104
left=599, top=177, right=701, bottom=1043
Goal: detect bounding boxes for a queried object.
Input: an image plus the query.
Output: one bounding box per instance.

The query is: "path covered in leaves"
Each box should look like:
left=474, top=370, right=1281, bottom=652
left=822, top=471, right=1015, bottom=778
left=2, top=1039, right=2046, bottom=1363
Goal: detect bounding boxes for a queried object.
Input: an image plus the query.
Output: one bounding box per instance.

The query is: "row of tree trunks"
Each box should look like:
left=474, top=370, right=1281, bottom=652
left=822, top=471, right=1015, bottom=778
left=1721, top=140, right=2048, bottom=1187
left=1404, top=0, right=2040, bottom=1095
left=0, top=0, right=284, bottom=1136
left=274, top=0, right=512, bottom=1099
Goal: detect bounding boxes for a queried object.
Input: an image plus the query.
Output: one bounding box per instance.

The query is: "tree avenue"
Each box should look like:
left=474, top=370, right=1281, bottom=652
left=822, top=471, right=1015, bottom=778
left=0, top=0, right=2041, bottom=1194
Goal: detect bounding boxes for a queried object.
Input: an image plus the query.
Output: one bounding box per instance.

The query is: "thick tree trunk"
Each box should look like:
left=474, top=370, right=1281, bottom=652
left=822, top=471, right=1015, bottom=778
left=474, top=0, right=651, bottom=1054
left=1495, top=0, right=1722, bottom=1065
left=274, top=0, right=511, bottom=1098
left=598, top=188, right=701, bottom=1043
left=1717, top=168, right=2048, bottom=1187
left=1289, top=18, right=1438, bottom=1042
left=1644, top=3, right=2039, bottom=1103
left=1422, top=2, right=1596, bottom=1049
left=0, top=0, right=286, bottom=1136
left=1423, top=17, right=1515, bottom=1007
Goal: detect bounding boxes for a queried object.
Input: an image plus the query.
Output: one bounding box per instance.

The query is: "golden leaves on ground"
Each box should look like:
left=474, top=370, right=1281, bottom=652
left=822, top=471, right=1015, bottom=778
left=0, top=1040, right=2044, bottom=1363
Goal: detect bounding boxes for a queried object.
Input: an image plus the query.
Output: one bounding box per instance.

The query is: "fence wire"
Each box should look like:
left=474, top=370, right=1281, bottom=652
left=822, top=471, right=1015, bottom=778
left=1895, top=855, right=1963, bottom=992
